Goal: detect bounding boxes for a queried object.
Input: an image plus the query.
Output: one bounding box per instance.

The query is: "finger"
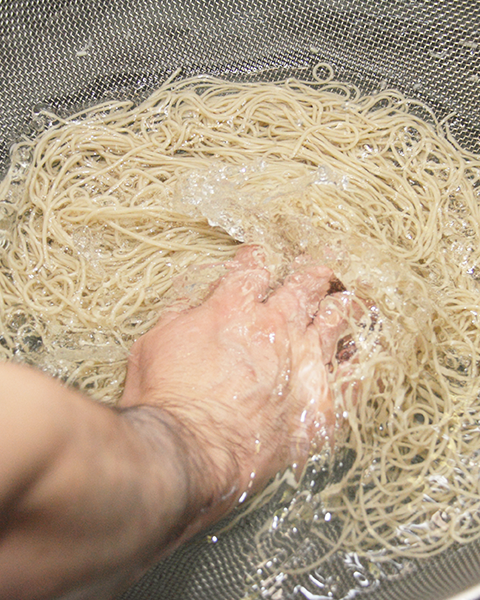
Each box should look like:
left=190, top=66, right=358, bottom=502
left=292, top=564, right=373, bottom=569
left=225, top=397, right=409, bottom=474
left=266, top=265, right=333, bottom=330
left=314, top=292, right=369, bottom=364
left=313, top=294, right=350, bottom=364
left=229, top=244, right=267, bottom=270
left=286, top=324, right=335, bottom=470
left=206, top=245, right=271, bottom=308
left=154, top=246, right=271, bottom=328
left=171, top=261, right=228, bottom=303
left=338, top=360, right=362, bottom=405
left=152, top=299, right=192, bottom=330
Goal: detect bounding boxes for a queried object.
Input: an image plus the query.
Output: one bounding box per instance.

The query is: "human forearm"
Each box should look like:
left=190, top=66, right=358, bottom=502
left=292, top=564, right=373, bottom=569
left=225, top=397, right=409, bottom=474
left=0, top=363, right=199, bottom=600
left=0, top=247, right=347, bottom=600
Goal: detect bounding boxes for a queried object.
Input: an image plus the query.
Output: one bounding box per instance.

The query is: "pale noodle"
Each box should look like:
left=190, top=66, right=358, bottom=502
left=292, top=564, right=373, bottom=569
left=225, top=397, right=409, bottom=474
left=1, top=70, right=480, bottom=569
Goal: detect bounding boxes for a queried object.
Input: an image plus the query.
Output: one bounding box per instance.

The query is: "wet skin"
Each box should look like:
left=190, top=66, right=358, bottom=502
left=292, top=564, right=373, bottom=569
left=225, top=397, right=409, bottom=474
left=0, top=245, right=348, bottom=600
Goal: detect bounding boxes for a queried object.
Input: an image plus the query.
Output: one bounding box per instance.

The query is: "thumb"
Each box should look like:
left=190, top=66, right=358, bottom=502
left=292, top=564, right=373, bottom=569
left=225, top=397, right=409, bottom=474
left=286, top=323, right=335, bottom=472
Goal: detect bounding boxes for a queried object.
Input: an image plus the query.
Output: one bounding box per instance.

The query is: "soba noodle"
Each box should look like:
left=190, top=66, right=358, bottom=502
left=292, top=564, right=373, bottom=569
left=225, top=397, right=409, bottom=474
left=2, top=66, right=480, bottom=576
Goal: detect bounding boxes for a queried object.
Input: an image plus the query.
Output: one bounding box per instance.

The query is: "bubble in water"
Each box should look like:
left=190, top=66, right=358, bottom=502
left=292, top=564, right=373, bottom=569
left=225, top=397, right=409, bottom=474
left=313, top=165, right=349, bottom=190
left=71, top=225, right=108, bottom=269
left=9, top=161, right=30, bottom=182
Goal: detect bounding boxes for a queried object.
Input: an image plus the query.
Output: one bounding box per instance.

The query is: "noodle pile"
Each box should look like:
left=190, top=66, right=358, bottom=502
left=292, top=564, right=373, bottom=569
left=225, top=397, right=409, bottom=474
left=2, top=66, right=480, bottom=576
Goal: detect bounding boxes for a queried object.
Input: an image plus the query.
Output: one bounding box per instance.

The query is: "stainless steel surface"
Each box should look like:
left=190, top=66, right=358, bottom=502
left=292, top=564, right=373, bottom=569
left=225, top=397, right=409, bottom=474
left=2, top=2, right=480, bottom=598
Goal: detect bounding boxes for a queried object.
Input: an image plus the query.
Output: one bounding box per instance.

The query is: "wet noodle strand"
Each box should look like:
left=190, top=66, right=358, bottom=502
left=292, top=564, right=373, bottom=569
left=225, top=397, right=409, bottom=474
left=1, top=71, right=480, bottom=566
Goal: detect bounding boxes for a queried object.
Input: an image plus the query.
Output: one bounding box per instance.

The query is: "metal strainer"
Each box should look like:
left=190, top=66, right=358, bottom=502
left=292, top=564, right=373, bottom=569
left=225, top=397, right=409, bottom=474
left=2, top=1, right=480, bottom=599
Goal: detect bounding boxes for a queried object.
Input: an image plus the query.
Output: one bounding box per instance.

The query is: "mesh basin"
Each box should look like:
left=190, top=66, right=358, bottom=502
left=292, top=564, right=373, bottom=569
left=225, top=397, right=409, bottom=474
left=1, top=2, right=480, bottom=599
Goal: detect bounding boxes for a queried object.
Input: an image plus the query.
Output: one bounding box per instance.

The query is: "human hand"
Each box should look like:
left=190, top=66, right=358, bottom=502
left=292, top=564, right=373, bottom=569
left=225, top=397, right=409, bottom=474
left=0, top=247, right=357, bottom=600
left=120, top=246, right=346, bottom=532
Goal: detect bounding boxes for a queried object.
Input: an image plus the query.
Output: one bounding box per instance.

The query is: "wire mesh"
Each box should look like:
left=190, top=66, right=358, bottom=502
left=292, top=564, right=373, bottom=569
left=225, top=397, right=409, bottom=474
left=2, top=1, right=480, bottom=598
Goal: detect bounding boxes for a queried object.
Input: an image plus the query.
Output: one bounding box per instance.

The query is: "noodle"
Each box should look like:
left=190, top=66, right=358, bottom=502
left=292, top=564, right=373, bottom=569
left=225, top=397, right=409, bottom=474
left=1, top=69, right=480, bottom=576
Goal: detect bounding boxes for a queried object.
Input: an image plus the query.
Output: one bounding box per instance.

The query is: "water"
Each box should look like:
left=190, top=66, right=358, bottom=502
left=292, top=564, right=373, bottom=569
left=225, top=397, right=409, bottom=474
left=71, top=225, right=108, bottom=270
left=237, top=453, right=412, bottom=600
left=174, top=162, right=348, bottom=247
left=3, top=92, right=480, bottom=600
left=168, top=160, right=477, bottom=600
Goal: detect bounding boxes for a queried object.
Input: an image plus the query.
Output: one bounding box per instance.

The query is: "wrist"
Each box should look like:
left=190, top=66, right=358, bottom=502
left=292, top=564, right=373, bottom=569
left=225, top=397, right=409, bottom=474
left=119, top=403, right=241, bottom=549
